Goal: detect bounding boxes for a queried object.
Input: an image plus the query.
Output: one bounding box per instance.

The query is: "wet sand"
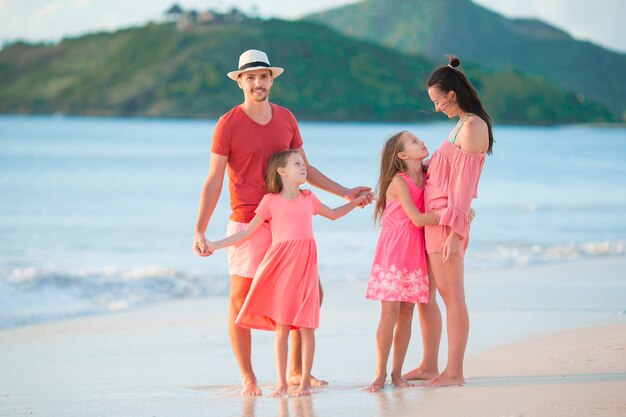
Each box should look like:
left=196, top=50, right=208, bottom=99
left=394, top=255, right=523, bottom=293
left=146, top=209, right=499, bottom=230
left=1, top=257, right=625, bottom=416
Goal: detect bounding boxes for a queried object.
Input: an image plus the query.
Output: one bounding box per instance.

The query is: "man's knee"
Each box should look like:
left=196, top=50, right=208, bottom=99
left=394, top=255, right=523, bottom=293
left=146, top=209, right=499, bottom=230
left=230, top=275, right=252, bottom=310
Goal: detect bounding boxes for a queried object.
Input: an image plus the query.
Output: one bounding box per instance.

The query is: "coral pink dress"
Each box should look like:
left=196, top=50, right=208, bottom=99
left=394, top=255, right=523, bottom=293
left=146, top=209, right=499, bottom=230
left=236, top=190, right=321, bottom=331
left=366, top=173, right=429, bottom=303
left=425, top=139, right=485, bottom=259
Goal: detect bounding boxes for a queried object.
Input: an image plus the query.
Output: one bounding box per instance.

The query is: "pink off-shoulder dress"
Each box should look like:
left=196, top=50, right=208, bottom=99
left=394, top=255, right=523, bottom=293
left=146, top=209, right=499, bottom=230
left=425, top=138, right=486, bottom=259
left=366, top=173, right=429, bottom=303
left=235, top=190, right=321, bottom=331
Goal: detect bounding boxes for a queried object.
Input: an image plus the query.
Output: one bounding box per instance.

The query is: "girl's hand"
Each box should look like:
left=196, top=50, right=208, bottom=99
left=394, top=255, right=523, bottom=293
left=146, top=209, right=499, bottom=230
left=345, top=186, right=374, bottom=205
left=442, top=232, right=462, bottom=262
left=193, top=234, right=210, bottom=257
left=468, top=208, right=476, bottom=223
left=205, top=241, right=217, bottom=255
left=354, top=194, right=370, bottom=208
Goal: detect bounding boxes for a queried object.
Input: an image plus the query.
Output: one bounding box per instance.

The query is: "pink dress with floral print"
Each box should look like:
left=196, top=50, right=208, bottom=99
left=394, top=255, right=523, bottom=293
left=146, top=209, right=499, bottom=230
left=366, top=173, right=429, bottom=303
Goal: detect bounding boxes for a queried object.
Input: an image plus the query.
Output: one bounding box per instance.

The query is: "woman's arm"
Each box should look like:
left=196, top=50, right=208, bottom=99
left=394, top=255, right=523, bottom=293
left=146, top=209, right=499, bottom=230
left=206, top=215, right=266, bottom=252
left=442, top=208, right=476, bottom=262
left=457, top=117, right=489, bottom=154
left=390, top=176, right=438, bottom=227
left=317, top=195, right=368, bottom=220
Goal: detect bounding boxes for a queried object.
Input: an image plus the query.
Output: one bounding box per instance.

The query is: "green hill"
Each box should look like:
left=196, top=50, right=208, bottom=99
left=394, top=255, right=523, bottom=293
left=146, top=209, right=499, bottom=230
left=306, top=0, right=626, bottom=121
left=0, top=18, right=613, bottom=123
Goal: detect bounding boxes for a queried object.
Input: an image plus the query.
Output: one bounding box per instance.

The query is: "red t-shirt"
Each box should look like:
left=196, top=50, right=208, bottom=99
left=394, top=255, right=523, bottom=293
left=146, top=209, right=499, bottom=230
left=211, top=103, right=304, bottom=222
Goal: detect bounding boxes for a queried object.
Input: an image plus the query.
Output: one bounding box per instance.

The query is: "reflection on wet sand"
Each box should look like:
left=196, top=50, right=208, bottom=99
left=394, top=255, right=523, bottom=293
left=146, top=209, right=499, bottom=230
left=240, top=394, right=317, bottom=417
left=374, top=386, right=414, bottom=416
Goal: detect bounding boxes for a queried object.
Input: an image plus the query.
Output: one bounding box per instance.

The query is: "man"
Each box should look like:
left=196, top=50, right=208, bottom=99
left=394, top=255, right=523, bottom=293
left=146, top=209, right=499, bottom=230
left=193, top=49, right=372, bottom=396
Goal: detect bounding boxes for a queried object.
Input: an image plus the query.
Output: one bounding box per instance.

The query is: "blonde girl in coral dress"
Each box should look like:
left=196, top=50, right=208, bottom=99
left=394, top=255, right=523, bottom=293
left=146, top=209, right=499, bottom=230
left=364, top=131, right=439, bottom=392
left=207, top=149, right=367, bottom=397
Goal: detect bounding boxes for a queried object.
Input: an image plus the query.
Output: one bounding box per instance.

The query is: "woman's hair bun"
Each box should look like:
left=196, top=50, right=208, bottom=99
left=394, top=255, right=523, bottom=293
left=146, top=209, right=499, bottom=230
left=449, top=56, right=461, bottom=68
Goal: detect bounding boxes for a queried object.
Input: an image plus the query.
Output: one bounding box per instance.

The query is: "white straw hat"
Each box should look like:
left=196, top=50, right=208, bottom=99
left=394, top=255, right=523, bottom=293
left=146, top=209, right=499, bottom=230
left=227, top=49, right=284, bottom=81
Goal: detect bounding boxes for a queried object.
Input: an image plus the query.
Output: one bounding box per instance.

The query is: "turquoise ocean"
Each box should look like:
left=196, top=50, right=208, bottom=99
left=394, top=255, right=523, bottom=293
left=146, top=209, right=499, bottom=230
left=1, top=115, right=625, bottom=329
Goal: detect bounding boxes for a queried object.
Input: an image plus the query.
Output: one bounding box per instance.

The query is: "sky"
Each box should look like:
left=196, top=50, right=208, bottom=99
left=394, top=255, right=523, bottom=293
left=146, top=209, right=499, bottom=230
left=1, top=0, right=624, bottom=53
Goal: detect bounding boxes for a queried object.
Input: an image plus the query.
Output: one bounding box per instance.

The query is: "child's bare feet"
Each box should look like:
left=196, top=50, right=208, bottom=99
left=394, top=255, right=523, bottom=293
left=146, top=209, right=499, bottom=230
left=364, top=376, right=386, bottom=392
left=390, top=374, right=415, bottom=388
left=402, top=366, right=439, bottom=381
left=295, top=382, right=311, bottom=396
left=269, top=385, right=289, bottom=397
left=240, top=380, right=262, bottom=396
left=425, top=372, right=465, bottom=387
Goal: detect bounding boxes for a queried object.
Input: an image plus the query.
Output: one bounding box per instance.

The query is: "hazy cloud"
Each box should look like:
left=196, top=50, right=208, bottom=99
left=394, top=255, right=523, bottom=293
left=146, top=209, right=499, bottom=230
left=33, top=1, right=61, bottom=23
left=473, top=0, right=625, bottom=52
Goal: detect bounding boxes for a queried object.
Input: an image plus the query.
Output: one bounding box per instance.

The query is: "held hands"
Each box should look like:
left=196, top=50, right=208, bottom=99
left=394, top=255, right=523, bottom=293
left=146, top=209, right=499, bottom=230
left=468, top=208, right=476, bottom=223
left=353, top=194, right=370, bottom=207
left=193, top=233, right=213, bottom=257
left=345, top=186, right=374, bottom=208
left=205, top=241, right=218, bottom=254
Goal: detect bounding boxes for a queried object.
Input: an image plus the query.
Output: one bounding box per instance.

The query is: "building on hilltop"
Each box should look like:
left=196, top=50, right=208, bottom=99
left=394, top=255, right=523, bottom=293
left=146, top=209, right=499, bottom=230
left=163, top=4, right=252, bottom=29
left=198, top=11, right=216, bottom=23
left=165, top=4, right=183, bottom=22
left=222, top=7, right=247, bottom=23
left=177, top=10, right=198, bottom=29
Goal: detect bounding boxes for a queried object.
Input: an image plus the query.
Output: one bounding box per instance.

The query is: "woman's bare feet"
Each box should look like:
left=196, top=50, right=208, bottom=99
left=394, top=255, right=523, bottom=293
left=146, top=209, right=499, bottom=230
left=425, top=371, right=465, bottom=387
left=240, top=380, right=262, bottom=396
left=269, top=385, right=289, bottom=398
left=402, top=366, right=439, bottom=381
left=390, top=374, right=415, bottom=388
left=364, top=375, right=386, bottom=392
left=289, top=373, right=328, bottom=387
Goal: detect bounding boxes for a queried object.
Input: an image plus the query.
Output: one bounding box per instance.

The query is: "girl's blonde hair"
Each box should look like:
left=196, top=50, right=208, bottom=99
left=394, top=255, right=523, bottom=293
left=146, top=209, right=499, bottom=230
left=373, top=131, right=408, bottom=224
left=266, top=149, right=301, bottom=193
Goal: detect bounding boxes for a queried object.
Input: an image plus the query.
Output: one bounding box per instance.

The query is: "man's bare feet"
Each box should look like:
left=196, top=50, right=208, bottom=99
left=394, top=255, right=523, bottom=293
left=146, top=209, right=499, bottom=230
left=269, top=385, right=289, bottom=398
left=390, top=374, right=415, bottom=388
left=402, top=366, right=439, bottom=381
left=289, top=373, right=328, bottom=387
left=240, top=380, right=262, bottom=396
left=364, top=376, right=386, bottom=393
left=425, top=372, right=465, bottom=387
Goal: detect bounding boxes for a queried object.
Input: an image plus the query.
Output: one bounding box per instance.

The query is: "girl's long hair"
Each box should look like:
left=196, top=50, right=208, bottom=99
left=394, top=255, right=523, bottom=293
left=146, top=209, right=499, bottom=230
left=266, top=149, right=300, bottom=193
left=428, top=56, right=494, bottom=155
left=373, top=131, right=408, bottom=224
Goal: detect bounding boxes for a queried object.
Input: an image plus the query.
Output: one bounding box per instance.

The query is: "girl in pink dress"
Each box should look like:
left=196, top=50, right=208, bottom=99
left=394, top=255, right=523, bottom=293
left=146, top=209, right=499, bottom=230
left=364, top=131, right=439, bottom=392
left=207, top=149, right=367, bottom=397
left=403, top=56, right=493, bottom=387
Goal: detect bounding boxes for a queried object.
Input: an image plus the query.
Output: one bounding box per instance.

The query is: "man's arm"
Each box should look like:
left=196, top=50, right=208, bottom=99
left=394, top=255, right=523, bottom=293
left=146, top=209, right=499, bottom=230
left=193, top=152, right=228, bottom=256
left=296, top=147, right=373, bottom=202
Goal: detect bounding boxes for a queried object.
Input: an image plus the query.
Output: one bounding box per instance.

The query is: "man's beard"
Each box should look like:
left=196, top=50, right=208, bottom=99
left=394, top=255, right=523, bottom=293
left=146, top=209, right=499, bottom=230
left=249, top=88, right=268, bottom=102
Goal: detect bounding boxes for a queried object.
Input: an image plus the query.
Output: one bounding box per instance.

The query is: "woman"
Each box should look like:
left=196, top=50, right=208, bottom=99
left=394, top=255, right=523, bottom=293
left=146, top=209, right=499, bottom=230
left=404, top=56, right=494, bottom=387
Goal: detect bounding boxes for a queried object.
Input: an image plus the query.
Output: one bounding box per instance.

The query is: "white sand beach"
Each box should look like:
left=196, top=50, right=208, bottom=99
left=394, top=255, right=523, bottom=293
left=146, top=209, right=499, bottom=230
left=1, top=257, right=625, bottom=417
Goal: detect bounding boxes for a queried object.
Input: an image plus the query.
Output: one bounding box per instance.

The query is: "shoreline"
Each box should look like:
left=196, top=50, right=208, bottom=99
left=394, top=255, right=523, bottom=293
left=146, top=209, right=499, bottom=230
left=2, top=113, right=625, bottom=127
left=2, top=254, right=625, bottom=334
left=1, top=257, right=625, bottom=416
